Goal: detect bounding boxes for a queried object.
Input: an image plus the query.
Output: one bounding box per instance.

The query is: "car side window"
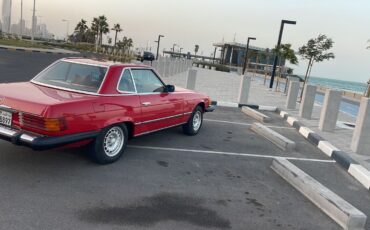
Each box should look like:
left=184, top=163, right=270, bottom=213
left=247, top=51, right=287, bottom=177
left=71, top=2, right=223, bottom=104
left=118, top=69, right=136, bottom=93
left=131, top=69, right=164, bottom=93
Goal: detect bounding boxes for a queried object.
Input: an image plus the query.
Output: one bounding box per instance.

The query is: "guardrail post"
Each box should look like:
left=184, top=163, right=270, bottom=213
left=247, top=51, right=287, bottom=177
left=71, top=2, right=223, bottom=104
left=299, top=85, right=317, bottom=119
left=351, top=97, right=370, bottom=155
left=186, top=69, right=197, bottom=90
left=286, top=81, right=300, bottom=109
left=319, top=89, right=342, bottom=132
left=238, top=75, right=251, bottom=105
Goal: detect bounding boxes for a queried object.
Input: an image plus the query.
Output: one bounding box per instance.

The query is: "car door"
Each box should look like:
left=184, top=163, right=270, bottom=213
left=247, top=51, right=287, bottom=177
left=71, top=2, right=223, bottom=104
left=130, top=68, right=184, bottom=134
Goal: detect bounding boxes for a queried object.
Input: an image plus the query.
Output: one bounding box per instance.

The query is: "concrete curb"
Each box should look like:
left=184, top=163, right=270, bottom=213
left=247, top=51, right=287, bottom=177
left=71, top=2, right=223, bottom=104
left=242, top=107, right=272, bottom=123
left=251, top=123, right=296, bottom=152
left=212, top=101, right=277, bottom=111
left=271, top=158, right=367, bottom=230
left=277, top=109, right=370, bottom=191
left=0, top=46, right=77, bottom=55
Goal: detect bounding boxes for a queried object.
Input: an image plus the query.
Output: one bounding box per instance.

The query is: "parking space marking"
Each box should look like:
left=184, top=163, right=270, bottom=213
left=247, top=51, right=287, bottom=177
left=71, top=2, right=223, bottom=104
left=128, top=145, right=335, bottom=163
left=204, top=119, right=295, bottom=130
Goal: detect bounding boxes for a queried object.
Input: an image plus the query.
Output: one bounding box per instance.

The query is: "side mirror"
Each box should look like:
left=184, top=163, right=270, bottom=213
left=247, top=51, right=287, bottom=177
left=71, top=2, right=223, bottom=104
left=164, top=85, right=175, bottom=93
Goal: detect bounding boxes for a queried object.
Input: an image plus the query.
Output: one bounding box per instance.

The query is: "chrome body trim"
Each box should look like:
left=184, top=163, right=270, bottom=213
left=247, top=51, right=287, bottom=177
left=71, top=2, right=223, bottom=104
left=31, top=60, right=110, bottom=95
left=134, top=122, right=187, bottom=137
left=116, top=67, right=137, bottom=94
left=135, top=114, right=184, bottom=125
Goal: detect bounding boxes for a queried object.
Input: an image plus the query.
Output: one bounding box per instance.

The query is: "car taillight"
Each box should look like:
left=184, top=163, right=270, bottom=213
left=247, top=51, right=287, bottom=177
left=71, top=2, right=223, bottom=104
left=19, top=113, right=67, bottom=132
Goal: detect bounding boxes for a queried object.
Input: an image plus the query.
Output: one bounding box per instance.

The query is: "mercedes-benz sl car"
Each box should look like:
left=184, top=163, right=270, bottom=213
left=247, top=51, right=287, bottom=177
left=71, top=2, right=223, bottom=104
left=0, top=58, right=215, bottom=164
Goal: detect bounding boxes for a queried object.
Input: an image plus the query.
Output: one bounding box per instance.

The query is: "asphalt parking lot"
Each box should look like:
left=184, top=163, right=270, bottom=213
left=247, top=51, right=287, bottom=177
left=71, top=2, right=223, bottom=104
left=0, top=50, right=369, bottom=229
left=0, top=106, right=369, bottom=229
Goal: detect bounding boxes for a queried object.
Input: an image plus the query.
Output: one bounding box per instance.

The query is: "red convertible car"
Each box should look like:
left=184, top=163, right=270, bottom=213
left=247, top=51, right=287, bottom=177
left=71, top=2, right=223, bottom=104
left=0, top=58, right=215, bottom=164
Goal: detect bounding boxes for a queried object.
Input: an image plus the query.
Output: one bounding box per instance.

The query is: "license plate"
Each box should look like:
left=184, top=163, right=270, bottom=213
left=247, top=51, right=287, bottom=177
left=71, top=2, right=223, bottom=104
left=0, top=110, right=12, bottom=126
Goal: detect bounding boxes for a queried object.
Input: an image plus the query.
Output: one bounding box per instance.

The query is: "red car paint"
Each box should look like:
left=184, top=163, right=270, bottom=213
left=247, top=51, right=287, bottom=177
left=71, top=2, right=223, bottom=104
left=0, top=58, right=211, bottom=148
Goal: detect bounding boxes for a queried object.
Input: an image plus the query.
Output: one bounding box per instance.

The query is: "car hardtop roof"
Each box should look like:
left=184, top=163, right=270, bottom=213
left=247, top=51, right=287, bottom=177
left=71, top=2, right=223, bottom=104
left=61, top=57, right=152, bottom=69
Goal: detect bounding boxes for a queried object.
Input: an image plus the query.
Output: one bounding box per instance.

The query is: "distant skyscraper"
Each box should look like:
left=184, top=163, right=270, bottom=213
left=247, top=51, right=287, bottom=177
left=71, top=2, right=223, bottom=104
left=2, top=0, right=12, bottom=33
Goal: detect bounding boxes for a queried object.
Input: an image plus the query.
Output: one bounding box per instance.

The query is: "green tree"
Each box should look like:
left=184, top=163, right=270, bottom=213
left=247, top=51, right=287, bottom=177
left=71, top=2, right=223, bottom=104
left=111, top=23, right=123, bottom=46
left=194, top=44, right=199, bottom=56
left=74, top=19, right=88, bottom=42
left=298, top=35, right=334, bottom=99
left=272, top=43, right=298, bottom=78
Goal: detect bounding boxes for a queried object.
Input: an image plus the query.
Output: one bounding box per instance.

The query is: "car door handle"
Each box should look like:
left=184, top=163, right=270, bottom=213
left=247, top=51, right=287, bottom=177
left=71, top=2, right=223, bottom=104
left=142, top=102, right=151, bottom=106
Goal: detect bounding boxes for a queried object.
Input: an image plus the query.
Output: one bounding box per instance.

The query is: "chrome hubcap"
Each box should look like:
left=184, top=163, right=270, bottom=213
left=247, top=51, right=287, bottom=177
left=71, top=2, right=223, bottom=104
left=103, top=127, right=124, bottom=157
left=193, top=111, right=202, bottom=131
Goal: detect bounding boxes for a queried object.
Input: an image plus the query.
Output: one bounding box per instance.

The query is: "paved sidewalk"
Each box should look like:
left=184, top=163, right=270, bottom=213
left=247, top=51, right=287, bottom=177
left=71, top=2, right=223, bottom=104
left=165, top=67, right=370, bottom=170
left=0, top=44, right=80, bottom=54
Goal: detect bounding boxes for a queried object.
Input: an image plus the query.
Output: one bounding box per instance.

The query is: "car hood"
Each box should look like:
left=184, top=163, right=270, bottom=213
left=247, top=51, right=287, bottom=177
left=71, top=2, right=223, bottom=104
left=0, top=82, right=97, bottom=116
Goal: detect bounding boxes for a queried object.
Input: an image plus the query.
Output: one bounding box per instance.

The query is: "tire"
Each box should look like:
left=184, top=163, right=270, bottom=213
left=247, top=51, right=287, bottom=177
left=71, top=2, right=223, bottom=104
left=183, top=106, right=203, bottom=136
left=89, top=124, right=128, bottom=164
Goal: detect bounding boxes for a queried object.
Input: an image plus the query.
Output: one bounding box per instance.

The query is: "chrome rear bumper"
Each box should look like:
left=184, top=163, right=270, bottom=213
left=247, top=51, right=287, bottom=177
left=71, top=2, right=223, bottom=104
left=0, top=125, right=99, bottom=150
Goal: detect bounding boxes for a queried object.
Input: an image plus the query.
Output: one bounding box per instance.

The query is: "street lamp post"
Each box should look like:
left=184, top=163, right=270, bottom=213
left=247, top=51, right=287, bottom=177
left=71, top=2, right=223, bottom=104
left=20, top=0, right=23, bottom=39
left=269, top=19, right=296, bottom=88
left=155, top=34, right=164, bottom=60
left=62, top=19, right=69, bottom=41
left=31, top=0, right=36, bottom=41
left=179, top=47, right=183, bottom=57
left=242, top=37, right=256, bottom=75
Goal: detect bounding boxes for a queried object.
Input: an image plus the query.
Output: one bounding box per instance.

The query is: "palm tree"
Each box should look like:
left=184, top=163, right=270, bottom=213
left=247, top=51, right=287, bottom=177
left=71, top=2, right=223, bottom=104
left=111, top=23, right=123, bottom=46
left=97, top=15, right=109, bottom=46
left=91, top=15, right=110, bottom=46
left=91, top=17, right=99, bottom=44
left=272, top=44, right=298, bottom=91
left=194, top=45, right=199, bottom=56
left=75, top=19, right=88, bottom=42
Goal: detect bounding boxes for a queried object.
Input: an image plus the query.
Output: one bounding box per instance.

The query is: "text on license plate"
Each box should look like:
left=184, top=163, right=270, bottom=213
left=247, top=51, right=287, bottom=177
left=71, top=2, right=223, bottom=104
left=0, top=110, right=12, bottom=126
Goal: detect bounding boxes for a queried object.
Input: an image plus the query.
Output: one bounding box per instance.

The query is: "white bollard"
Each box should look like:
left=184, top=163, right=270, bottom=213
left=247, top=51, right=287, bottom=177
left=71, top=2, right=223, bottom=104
left=152, top=60, right=158, bottom=71
left=156, top=61, right=163, bottom=76
left=186, top=69, right=197, bottom=90
left=169, top=61, right=175, bottom=76
left=319, top=89, right=342, bottom=132
left=238, top=75, right=252, bottom=105
left=286, top=81, right=300, bottom=109
left=164, top=61, right=170, bottom=77
left=351, top=97, right=370, bottom=155
left=299, top=85, right=317, bottom=119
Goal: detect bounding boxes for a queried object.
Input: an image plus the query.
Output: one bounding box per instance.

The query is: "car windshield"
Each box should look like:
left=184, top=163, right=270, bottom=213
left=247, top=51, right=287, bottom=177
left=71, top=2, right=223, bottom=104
left=32, top=61, right=108, bottom=93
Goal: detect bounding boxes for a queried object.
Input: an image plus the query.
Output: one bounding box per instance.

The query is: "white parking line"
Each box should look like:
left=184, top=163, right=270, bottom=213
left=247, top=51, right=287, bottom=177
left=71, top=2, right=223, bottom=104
left=204, top=119, right=294, bottom=130
left=128, top=145, right=335, bottom=163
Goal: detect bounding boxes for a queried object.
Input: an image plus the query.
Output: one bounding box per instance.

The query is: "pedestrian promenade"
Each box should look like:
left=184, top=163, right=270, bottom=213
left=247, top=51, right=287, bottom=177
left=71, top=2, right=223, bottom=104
left=165, top=67, right=370, bottom=169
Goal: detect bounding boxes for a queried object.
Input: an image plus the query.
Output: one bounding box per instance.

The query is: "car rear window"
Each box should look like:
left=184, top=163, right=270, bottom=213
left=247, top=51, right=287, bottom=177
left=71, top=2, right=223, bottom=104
left=33, top=61, right=108, bottom=93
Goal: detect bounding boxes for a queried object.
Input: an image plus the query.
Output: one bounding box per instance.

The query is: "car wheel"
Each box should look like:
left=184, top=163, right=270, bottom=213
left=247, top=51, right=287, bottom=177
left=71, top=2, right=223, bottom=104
left=89, top=124, right=128, bottom=164
left=183, top=106, right=203, bottom=136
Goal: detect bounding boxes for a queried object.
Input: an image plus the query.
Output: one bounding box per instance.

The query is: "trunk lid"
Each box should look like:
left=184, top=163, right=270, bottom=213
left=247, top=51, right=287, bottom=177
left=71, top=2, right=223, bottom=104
left=0, top=82, right=97, bottom=116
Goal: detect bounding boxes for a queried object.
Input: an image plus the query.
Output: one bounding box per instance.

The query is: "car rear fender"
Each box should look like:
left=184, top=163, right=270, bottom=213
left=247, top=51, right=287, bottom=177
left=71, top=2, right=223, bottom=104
left=103, top=117, right=135, bottom=129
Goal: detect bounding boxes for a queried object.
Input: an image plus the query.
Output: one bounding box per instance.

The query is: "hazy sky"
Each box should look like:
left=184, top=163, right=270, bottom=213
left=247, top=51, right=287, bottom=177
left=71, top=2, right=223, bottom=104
left=3, top=0, right=370, bottom=82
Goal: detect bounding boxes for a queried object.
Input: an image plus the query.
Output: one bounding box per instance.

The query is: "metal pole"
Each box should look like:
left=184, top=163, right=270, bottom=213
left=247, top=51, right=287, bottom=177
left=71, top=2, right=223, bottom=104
left=155, top=35, right=164, bottom=60
left=365, top=79, right=370, bottom=98
left=213, top=46, right=217, bottom=63
left=242, top=37, right=256, bottom=75
left=269, top=20, right=296, bottom=88
left=31, top=0, right=36, bottom=41
left=20, top=0, right=23, bottom=39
